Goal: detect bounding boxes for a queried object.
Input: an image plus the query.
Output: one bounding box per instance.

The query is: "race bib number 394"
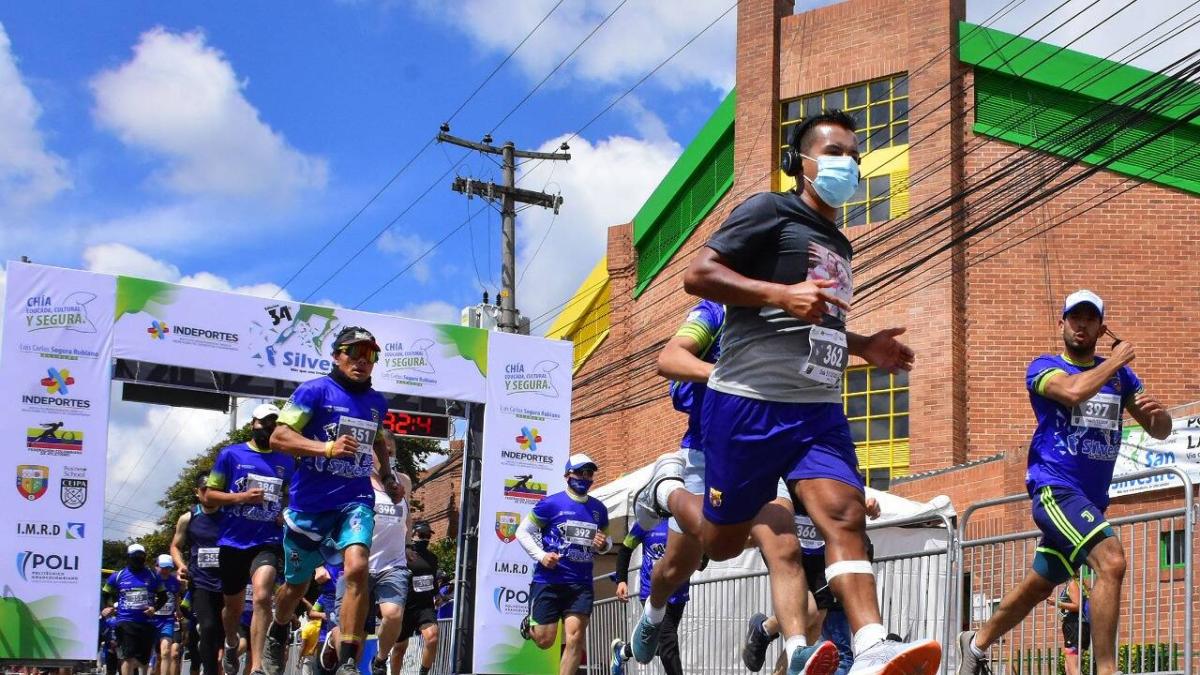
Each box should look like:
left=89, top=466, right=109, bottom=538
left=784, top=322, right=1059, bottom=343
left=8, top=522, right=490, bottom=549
left=802, top=326, right=848, bottom=386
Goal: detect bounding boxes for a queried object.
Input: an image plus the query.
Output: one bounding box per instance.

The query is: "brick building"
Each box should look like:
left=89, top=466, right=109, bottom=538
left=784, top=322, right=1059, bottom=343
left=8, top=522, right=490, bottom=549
left=539, top=0, right=1200, bottom=651
left=413, top=0, right=1200, bottom=651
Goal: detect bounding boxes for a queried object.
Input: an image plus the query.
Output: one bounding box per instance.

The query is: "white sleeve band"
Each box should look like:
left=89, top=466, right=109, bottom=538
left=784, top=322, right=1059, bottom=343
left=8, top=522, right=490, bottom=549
left=825, top=559, right=874, bottom=582
left=516, top=515, right=548, bottom=563
left=598, top=535, right=613, bottom=555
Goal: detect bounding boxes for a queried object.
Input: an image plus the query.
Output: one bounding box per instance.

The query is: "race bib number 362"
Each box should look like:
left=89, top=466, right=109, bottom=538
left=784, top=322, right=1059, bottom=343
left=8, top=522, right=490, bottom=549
left=802, top=326, right=848, bottom=386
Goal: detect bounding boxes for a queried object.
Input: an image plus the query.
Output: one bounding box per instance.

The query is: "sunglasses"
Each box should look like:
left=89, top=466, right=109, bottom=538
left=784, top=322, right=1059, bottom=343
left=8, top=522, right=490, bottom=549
left=337, top=344, right=379, bottom=363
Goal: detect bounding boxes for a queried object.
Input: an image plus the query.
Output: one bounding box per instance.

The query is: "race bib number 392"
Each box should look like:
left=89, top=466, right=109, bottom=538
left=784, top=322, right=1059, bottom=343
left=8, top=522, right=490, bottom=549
left=563, top=520, right=598, bottom=547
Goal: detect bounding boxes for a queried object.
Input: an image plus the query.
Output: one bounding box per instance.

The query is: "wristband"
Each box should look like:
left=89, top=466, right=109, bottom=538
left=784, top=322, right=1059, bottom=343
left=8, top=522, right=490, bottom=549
left=324, top=441, right=334, bottom=458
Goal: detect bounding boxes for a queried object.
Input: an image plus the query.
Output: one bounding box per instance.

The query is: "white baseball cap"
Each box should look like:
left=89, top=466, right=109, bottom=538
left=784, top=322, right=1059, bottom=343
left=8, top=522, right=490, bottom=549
left=127, top=543, right=146, bottom=555
left=565, top=453, right=598, bottom=472
left=1063, top=290, right=1104, bottom=319
left=157, top=554, right=175, bottom=568
left=252, top=403, right=281, bottom=420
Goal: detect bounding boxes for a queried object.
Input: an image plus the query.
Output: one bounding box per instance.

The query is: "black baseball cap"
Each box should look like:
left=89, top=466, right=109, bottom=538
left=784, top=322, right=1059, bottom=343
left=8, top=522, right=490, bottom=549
left=413, top=521, right=434, bottom=538
left=332, top=326, right=380, bottom=352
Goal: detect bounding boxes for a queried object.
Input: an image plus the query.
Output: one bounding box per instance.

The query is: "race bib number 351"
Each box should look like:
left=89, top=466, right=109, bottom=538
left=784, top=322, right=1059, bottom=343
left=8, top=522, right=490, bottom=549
left=336, top=416, right=378, bottom=455
left=802, top=326, right=848, bottom=386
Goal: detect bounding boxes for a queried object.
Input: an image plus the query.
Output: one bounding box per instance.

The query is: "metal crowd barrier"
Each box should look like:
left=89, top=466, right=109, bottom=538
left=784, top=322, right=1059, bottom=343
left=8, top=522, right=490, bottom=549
left=395, top=619, right=454, bottom=675
left=957, top=467, right=1195, bottom=675
left=585, top=512, right=956, bottom=675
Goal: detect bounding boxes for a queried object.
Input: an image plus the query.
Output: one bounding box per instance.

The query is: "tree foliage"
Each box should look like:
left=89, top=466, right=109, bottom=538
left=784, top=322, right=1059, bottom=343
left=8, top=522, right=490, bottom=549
left=428, top=536, right=458, bottom=578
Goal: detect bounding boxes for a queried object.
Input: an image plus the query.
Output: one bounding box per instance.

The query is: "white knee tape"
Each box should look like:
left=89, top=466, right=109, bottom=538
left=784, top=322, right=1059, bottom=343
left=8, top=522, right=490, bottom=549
left=825, top=560, right=874, bottom=582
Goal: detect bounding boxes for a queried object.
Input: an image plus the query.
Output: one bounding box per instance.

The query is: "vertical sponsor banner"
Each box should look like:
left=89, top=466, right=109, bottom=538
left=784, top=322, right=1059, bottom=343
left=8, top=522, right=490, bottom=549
left=111, top=276, right=488, bottom=402
left=0, top=262, right=114, bottom=660
left=474, top=332, right=573, bottom=675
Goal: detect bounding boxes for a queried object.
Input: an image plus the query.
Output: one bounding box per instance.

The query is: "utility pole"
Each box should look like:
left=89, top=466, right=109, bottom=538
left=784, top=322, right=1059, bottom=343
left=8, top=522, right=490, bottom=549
left=438, top=127, right=569, bottom=333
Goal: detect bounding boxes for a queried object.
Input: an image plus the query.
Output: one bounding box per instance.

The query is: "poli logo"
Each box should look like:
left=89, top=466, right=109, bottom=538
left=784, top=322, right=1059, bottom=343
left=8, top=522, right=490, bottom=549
left=40, top=368, right=75, bottom=395
left=495, top=512, right=520, bottom=543
left=492, top=586, right=529, bottom=615
left=16, top=465, right=49, bottom=501
left=66, top=523, right=85, bottom=539
left=516, top=427, right=541, bottom=451
left=147, top=320, right=170, bottom=339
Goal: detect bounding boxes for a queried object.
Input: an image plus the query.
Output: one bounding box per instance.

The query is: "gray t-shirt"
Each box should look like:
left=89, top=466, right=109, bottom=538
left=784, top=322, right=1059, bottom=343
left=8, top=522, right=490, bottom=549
left=705, top=191, right=853, bottom=403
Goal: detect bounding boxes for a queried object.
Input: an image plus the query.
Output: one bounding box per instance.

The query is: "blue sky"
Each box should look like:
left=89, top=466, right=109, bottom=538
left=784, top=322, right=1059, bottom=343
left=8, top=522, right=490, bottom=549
left=0, top=0, right=1190, bottom=538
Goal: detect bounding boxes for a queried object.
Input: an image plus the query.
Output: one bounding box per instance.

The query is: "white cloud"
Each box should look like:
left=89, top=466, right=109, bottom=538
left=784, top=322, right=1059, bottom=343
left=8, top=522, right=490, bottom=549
left=515, top=131, right=681, bottom=329
left=104, top=393, right=262, bottom=539
left=423, top=0, right=737, bottom=92
left=0, top=22, right=70, bottom=208
left=90, top=27, right=327, bottom=202
left=387, top=300, right=461, bottom=324
left=378, top=231, right=435, bottom=283
left=968, top=0, right=1198, bottom=73
left=82, top=242, right=293, bottom=299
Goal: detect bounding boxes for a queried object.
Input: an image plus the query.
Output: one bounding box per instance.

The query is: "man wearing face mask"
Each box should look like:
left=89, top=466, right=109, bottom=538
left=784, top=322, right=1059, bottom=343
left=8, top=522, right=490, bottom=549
left=957, top=291, right=1171, bottom=675
left=102, top=544, right=168, bottom=675
left=204, top=404, right=295, bottom=675
left=262, top=326, right=396, bottom=675
left=516, top=454, right=611, bottom=675
left=389, top=521, right=442, bottom=675
left=638, top=110, right=939, bottom=675
left=170, top=472, right=225, bottom=675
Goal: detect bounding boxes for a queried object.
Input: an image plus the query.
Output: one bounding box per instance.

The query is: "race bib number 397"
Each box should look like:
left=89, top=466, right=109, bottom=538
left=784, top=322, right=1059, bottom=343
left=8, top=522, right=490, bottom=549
left=1072, top=392, right=1121, bottom=431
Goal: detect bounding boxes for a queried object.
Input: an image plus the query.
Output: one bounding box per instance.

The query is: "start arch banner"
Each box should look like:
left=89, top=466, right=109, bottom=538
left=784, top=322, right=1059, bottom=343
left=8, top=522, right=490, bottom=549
left=0, top=262, right=572, bottom=669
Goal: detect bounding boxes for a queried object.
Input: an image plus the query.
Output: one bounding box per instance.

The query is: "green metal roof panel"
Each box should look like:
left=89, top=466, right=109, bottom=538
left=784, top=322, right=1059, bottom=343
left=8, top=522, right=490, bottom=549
left=958, top=21, right=1200, bottom=129
left=962, top=21, right=1200, bottom=197
left=632, top=89, right=736, bottom=245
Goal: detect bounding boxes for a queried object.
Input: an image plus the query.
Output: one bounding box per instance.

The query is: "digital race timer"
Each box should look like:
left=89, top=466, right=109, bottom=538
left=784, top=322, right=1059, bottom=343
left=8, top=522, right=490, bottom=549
left=383, top=409, right=452, bottom=439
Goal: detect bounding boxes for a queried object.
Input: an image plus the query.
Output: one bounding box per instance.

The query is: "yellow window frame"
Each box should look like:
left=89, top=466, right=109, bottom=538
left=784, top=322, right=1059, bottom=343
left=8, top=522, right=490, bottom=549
left=843, top=365, right=910, bottom=488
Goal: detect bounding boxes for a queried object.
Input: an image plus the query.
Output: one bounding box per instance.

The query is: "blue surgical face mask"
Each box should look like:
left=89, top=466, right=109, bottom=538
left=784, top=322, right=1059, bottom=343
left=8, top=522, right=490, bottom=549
left=801, top=153, right=860, bottom=208
left=567, top=477, right=593, bottom=494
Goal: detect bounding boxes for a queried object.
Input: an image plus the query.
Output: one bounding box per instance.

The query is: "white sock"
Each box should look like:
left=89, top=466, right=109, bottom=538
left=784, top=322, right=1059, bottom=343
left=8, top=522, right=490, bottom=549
left=644, top=602, right=667, bottom=625
left=852, top=623, right=888, bottom=656
left=970, top=638, right=987, bottom=658
left=654, top=479, right=683, bottom=511
left=783, top=635, right=807, bottom=661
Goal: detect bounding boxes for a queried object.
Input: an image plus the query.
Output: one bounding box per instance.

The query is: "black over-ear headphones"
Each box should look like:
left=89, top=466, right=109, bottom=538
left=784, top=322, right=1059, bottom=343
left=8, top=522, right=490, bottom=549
left=780, top=123, right=804, bottom=177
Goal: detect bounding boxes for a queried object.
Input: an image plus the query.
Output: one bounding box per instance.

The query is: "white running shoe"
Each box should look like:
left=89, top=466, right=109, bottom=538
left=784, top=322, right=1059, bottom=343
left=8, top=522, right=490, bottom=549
left=848, top=638, right=942, bottom=675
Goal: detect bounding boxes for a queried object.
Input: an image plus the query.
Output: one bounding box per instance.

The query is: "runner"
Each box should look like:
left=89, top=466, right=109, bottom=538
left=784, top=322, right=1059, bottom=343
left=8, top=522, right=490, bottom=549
left=204, top=403, right=295, bottom=675
left=609, top=520, right=691, bottom=675
left=639, top=110, right=940, bottom=675
left=389, top=521, right=442, bottom=675
left=956, top=291, right=1171, bottom=675
left=178, top=591, right=201, bottom=675
left=326, top=433, right=412, bottom=675
left=515, top=454, right=612, bottom=675
left=1050, top=574, right=1091, bottom=675
left=153, top=554, right=184, bottom=675
left=744, top=498, right=882, bottom=675
left=170, top=472, right=225, bottom=675
left=262, top=326, right=397, bottom=675
left=627, top=301, right=834, bottom=675
left=310, top=565, right=342, bottom=675
left=102, top=544, right=167, bottom=675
